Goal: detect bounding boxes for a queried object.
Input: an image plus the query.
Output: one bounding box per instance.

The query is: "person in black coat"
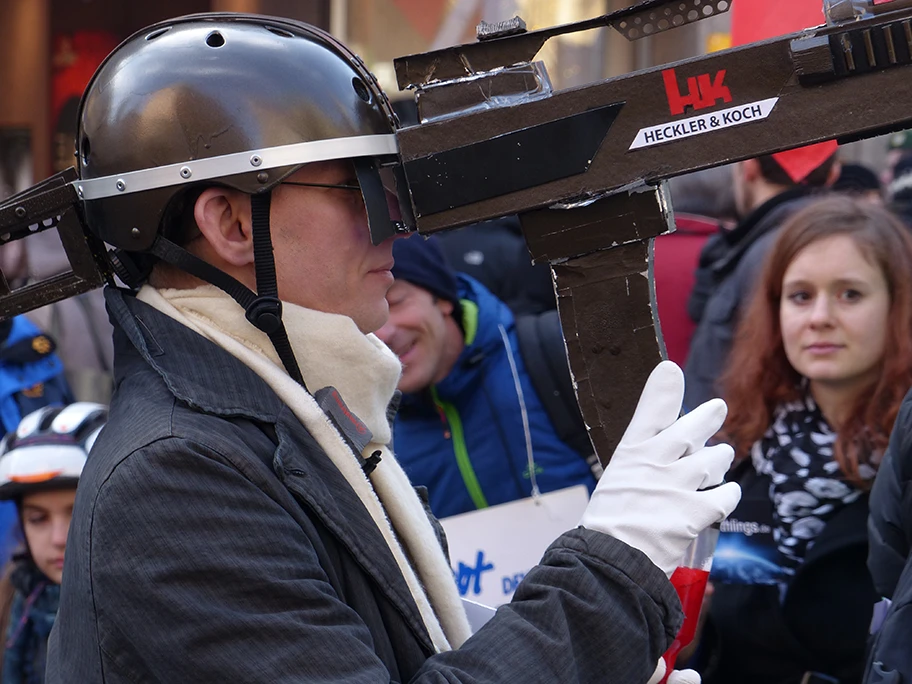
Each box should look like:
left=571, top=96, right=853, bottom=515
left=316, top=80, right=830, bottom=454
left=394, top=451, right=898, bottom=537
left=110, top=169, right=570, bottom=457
left=864, top=387, right=912, bottom=683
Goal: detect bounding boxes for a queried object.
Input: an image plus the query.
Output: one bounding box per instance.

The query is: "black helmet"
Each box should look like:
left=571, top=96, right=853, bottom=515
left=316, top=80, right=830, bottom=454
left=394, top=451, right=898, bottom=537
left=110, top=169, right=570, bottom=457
left=76, top=13, right=412, bottom=252
left=72, top=13, right=416, bottom=385
left=0, top=403, right=107, bottom=500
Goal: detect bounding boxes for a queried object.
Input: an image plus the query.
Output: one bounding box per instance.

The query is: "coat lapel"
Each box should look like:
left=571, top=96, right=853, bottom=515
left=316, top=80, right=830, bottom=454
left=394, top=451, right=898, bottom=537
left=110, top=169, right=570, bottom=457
left=272, top=407, right=435, bottom=654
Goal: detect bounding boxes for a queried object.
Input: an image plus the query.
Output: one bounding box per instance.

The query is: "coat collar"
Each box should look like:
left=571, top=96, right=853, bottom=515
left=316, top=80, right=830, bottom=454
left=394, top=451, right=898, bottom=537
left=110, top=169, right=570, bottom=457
left=107, top=287, right=285, bottom=422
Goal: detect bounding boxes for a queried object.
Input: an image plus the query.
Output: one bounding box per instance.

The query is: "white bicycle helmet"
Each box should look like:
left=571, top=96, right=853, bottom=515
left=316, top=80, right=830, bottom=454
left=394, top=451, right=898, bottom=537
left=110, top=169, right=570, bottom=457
left=0, top=403, right=107, bottom=500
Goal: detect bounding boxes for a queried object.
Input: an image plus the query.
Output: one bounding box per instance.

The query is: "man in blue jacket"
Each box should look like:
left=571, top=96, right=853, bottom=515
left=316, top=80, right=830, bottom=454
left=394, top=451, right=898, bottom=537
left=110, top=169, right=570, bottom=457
left=376, top=234, right=596, bottom=518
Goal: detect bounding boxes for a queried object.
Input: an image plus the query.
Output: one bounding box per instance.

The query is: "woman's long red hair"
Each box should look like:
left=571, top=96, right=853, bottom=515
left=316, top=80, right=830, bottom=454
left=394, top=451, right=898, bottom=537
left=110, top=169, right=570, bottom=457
left=721, top=195, right=912, bottom=486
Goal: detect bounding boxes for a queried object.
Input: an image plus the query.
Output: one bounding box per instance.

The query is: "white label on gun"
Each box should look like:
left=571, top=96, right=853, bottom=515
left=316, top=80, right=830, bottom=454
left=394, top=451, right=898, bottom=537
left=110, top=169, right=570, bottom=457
left=629, top=97, right=779, bottom=150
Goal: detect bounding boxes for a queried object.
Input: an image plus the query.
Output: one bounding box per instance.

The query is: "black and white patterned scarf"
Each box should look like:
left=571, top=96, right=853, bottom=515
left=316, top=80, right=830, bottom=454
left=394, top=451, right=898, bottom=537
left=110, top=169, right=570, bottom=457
left=751, top=393, right=875, bottom=575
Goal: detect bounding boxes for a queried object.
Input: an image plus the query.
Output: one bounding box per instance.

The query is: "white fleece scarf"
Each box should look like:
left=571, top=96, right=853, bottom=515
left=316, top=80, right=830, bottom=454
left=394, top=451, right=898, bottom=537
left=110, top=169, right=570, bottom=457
left=137, top=285, right=471, bottom=652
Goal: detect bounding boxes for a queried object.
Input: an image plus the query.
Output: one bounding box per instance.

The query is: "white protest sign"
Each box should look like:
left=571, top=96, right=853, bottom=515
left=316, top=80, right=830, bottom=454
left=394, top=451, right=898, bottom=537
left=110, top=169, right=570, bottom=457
left=461, top=598, right=497, bottom=634
left=440, top=485, right=590, bottom=607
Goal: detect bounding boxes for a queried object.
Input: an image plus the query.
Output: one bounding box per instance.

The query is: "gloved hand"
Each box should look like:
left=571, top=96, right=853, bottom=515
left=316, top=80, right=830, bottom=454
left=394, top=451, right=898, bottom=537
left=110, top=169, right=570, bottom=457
left=580, top=361, right=741, bottom=577
left=646, top=658, right=701, bottom=684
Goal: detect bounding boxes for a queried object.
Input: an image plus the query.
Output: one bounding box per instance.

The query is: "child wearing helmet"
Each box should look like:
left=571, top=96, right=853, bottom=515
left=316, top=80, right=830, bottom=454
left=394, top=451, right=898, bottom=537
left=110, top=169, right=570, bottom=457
left=0, top=316, right=74, bottom=573
left=0, top=403, right=105, bottom=683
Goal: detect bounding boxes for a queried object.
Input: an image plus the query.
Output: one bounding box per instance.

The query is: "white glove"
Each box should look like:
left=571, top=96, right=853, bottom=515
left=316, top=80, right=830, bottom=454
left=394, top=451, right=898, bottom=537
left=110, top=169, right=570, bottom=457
left=580, top=361, right=741, bottom=576
left=647, top=658, right=701, bottom=684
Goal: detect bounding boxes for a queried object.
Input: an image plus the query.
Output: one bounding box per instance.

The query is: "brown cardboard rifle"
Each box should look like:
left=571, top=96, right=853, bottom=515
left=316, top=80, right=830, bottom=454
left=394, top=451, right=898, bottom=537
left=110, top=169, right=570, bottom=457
left=1, top=0, right=912, bottom=466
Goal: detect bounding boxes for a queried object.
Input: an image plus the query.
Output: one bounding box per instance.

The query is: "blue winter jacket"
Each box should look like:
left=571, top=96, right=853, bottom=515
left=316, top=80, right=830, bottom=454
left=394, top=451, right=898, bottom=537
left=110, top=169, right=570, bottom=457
left=0, top=316, right=71, bottom=432
left=393, top=275, right=596, bottom=519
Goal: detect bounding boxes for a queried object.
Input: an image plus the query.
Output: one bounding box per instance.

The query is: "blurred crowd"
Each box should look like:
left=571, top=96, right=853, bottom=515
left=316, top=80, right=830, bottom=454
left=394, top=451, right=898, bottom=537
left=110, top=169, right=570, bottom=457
left=3, top=114, right=912, bottom=681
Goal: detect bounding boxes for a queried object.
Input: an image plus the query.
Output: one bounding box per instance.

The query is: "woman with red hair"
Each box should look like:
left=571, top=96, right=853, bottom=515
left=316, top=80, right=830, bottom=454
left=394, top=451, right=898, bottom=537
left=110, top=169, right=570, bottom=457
left=700, top=194, right=912, bottom=684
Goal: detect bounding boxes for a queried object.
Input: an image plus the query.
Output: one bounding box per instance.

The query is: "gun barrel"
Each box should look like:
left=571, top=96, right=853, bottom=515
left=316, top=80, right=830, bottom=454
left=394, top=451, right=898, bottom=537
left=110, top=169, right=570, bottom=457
left=397, top=5, right=912, bottom=235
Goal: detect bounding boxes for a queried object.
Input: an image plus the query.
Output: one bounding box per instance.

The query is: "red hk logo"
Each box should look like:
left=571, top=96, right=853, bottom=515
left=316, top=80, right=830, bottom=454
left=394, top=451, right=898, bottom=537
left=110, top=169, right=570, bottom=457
left=662, top=68, right=732, bottom=116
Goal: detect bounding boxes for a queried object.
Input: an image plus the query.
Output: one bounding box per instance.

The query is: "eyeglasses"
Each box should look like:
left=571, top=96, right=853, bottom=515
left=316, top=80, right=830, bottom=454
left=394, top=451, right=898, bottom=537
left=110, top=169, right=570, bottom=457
left=278, top=181, right=365, bottom=211
left=279, top=181, right=361, bottom=191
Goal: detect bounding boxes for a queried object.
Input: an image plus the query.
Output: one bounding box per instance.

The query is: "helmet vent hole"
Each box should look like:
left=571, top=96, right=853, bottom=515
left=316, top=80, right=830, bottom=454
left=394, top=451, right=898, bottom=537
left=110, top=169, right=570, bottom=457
left=145, top=27, right=171, bottom=41
left=206, top=31, right=226, bottom=48
left=265, top=26, right=294, bottom=38
left=80, top=135, right=91, bottom=166
left=352, top=77, right=372, bottom=103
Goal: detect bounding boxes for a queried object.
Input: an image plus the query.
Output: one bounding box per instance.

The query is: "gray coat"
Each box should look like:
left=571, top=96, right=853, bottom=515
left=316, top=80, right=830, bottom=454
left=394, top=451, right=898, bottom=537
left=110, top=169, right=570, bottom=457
left=684, top=193, right=813, bottom=410
left=47, top=288, right=683, bottom=683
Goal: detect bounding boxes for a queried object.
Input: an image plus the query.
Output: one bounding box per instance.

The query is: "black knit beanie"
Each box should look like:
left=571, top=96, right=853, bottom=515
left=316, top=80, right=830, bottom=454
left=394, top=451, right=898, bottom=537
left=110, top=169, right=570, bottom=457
left=391, top=234, right=460, bottom=309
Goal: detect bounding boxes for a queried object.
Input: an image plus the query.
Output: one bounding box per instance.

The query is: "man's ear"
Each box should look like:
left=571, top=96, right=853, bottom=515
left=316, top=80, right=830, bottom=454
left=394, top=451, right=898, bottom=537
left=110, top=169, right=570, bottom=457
left=193, top=188, right=254, bottom=267
left=436, top=298, right=455, bottom=317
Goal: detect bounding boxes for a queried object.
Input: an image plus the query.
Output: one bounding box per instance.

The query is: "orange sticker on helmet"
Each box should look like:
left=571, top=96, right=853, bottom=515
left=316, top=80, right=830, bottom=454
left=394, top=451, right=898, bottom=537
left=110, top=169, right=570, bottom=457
left=8, top=470, right=64, bottom=483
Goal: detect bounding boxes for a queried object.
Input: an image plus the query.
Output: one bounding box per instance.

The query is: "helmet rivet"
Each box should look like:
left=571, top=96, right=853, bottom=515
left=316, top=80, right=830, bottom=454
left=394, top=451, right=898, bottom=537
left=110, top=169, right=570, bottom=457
left=180, top=166, right=192, bottom=179
left=131, top=228, right=141, bottom=239
left=115, top=180, right=126, bottom=192
left=14, top=207, right=26, bottom=219
left=76, top=186, right=84, bottom=199
left=250, top=155, right=263, bottom=167
left=257, top=172, right=269, bottom=184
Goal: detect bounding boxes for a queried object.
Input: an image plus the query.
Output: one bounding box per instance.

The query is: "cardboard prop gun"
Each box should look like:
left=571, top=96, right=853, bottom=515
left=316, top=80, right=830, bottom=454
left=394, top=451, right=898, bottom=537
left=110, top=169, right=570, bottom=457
left=1, top=0, right=912, bottom=466
left=392, top=0, right=912, bottom=464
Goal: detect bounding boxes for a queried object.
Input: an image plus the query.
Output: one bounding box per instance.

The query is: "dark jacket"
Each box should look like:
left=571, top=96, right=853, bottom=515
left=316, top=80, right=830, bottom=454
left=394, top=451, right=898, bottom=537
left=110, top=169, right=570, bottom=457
left=684, top=190, right=814, bottom=409
left=864, top=388, right=912, bottom=683
left=703, top=464, right=876, bottom=684
left=46, top=287, right=683, bottom=683
left=394, top=275, right=595, bottom=519
left=2, top=561, right=58, bottom=684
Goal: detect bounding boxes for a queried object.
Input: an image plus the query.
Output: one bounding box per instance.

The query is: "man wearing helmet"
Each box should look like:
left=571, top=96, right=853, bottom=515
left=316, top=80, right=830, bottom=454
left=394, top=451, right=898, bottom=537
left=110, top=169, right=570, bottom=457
left=45, top=13, right=739, bottom=683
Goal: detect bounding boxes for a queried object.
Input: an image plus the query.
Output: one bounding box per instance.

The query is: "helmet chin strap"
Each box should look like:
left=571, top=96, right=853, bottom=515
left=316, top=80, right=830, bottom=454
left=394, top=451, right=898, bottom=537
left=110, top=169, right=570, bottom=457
left=248, top=192, right=306, bottom=388
left=142, top=191, right=307, bottom=390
